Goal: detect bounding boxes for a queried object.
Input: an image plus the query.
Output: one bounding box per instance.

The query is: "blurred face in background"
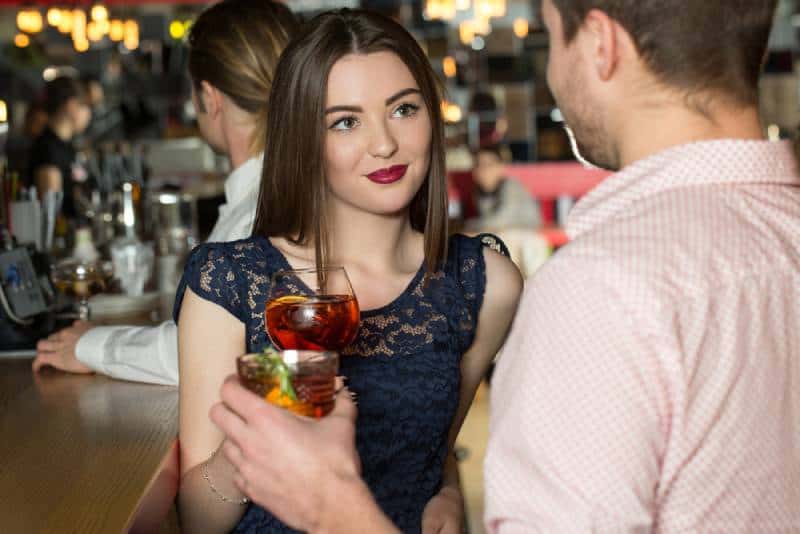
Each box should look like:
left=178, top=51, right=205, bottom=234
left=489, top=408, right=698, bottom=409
left=67, top=96, right=92, bottom=135
left=323, top=51, right=432, bottom=218
left=542, top=0, right=618, bottom=170
left=472, top=149, right=505, bottom=192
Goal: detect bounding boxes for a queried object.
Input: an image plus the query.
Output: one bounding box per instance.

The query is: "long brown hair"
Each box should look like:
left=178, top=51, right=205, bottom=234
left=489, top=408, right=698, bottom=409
left=552, top=0, right=778, bottom=106
left=187, top=0, right=298, bottom=154
left=251, top=8, right=448, bottom=275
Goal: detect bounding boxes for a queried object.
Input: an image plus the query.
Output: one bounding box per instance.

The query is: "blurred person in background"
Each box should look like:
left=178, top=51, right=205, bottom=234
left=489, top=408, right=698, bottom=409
left=465, top=144, right=540, bottom=233
left=26, top=75, right=91, bottom=218
left=79, top=74, right=124, bottom=146
left=32, top=0, right=299, bottom=385
left=5, top=101, right=49, bottom=176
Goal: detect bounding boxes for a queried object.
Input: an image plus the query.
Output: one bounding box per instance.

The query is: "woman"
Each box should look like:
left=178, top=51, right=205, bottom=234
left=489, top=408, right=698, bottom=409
left=175, top=9, right=522, bottom=533
left=32, top=0, right=298, bottom=384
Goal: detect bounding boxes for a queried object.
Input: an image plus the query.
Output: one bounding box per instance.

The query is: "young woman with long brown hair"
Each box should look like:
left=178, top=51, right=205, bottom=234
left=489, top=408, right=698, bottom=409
left=175, top=9, right=522, bottom=533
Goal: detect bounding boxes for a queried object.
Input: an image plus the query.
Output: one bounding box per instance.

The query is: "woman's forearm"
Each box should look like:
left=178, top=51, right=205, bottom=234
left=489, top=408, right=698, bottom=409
left=178, top=449, right=248, bottom=534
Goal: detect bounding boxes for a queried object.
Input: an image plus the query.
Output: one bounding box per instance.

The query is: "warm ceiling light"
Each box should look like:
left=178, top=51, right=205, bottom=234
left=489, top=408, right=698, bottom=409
left=72, top=9, right=87, bottom=42
left=109, top=19, right=124, bottom=41
left=58, top=10, right=73, bottom=34
left=0, top=100, right=7, bottom=123
left=443, top=103, right=463, bottom=123
left=489, top=0, right=506, bottom=17
left=124, top=19, right=139, bottom=50
left=74, top=38, right=90, bottom=52
left=456, top=0, right=470, bottom=10
left=18, top=10, right=43, bottom=34
left=27, top=11, right=43, bottom=33
left=91, top=5, right=108, bottom=22
left=443, top=56, right=457, bottom=78
left=87, top=21, right=103, bottom=42
left=513, top=18, right=529, bottom=38
left=47, top=8, right=62, bottom=27
left=459, top=20, right=476, bottom=45
left=14, top=33, right=30, bottom=48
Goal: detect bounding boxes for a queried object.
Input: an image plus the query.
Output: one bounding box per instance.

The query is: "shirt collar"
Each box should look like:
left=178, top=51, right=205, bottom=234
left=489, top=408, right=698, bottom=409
left=566, top=140, right=800, bottom=240
left=224, top=154, right=263, bottom=208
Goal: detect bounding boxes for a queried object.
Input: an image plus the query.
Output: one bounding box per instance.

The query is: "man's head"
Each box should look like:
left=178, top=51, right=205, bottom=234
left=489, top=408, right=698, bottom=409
left=44, top=76, right=91, bottom=136
left=541, top=0, right=778, bottom=169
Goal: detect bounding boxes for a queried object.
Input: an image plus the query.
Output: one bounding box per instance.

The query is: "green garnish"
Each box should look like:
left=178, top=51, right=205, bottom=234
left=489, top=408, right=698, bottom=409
left=254, top=347, right=297, bottom=401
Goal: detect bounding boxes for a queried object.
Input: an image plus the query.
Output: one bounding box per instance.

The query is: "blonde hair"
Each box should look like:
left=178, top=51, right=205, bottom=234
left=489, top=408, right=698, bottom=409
left=188, top=0, right=298, bottom=154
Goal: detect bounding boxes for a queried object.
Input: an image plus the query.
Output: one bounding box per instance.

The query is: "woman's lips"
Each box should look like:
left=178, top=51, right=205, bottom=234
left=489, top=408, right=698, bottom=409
left=366, top=164, right=408, bottom=184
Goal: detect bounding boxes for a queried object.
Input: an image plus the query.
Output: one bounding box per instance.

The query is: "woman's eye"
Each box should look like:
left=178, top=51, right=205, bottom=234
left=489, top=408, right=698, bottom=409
left=393, top=103, right=420, bottom=118
left=330, top=116, right=359, bottom=131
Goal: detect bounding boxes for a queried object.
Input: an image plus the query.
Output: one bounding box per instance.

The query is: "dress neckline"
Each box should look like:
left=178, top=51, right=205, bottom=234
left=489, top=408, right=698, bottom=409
left=255, top=235, right=427, bottom=318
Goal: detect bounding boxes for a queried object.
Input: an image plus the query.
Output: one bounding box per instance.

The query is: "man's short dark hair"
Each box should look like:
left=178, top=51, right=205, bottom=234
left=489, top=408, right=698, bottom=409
left=551, top=0, right=779, bottom=106
left=43, top=76, right=86, bottom=116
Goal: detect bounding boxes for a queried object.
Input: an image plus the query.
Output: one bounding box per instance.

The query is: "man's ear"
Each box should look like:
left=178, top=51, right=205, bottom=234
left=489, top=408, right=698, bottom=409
left=199, top=80, right=222, bottom=118
left=582, top=8, right=621, bottom=82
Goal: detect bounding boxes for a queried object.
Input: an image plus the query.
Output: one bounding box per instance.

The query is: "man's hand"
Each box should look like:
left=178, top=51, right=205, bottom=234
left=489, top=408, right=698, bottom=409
left=421, top=486, right=465, bottom=534
left=210, top=375, right=361, bottom=532
left=32, top=321, right=94, bottom=374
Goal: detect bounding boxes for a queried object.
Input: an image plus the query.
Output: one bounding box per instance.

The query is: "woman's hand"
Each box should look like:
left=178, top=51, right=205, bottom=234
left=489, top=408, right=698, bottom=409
left=421, top=485, right=465, bottom=534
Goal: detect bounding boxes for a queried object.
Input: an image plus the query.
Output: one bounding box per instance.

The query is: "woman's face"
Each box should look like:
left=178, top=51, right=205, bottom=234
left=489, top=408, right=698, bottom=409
left=323, top=51, right=432, bottom=218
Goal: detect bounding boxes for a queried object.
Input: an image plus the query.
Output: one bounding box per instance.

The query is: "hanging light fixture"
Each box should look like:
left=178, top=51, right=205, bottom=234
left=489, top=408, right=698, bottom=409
left=14, top=33, right=31, bottom=48
left=58, top=10, right=74, bottom=34
left=124, top=19, right=139, bottom=50
left=513, top=18, right=529, bottom=38
left=109, top=19, right=124, bottom=42
left=47, top=8, right=62, bottom=27
left=443, top=56, right=457, bottom=78
left=91, top=5, right=109, bottom=23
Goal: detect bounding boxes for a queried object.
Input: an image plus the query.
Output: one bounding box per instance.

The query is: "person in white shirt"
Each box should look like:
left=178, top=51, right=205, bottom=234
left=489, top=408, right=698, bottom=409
left=32, top=0, right=299, bottom=385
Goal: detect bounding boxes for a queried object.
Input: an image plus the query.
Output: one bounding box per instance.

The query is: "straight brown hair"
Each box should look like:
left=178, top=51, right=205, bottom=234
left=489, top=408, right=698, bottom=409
left=251, top=8, right=449, bottom=276
left=551, top=0, right=779, bottom=106
left=187, top=0, right=298, bottom=154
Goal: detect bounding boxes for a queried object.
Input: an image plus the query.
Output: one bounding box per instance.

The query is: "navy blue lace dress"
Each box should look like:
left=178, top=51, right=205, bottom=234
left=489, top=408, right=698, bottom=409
left=174, top=233, right=508, bottom=533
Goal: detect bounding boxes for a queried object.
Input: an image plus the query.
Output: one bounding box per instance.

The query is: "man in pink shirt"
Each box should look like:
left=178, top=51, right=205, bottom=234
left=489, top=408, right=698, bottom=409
left=209, top=0, right=799, bottom=532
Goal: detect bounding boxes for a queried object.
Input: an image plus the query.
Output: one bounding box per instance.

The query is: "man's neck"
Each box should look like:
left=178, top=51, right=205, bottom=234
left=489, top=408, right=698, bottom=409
left=615, top=94, right=764, bottom=169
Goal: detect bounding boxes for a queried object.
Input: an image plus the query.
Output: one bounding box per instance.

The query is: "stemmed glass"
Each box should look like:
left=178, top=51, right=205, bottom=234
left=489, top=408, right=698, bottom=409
left=265, top=266, right=360, bottom=352
left=51, top=259, right=114, bottom=320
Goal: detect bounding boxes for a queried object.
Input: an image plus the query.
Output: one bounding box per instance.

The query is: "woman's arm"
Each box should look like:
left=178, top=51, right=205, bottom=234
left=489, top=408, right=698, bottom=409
left=422, top=248, right=523, bottom=534
left=177, top=288, right=248, bottom=533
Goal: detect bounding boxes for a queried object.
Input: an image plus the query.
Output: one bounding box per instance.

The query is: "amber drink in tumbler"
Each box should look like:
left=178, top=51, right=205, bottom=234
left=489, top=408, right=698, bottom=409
left=236, top=349, right=338, bottom=418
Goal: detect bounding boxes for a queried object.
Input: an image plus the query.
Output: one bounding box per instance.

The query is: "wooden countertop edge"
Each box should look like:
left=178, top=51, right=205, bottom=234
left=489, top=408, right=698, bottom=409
left=125, top=438, right=181, bottom=534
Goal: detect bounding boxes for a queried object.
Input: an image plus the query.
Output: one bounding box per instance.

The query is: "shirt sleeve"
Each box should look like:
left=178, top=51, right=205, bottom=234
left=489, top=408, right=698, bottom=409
left=484, top=253, right=672, bottom=533
left=76, top=321, right=179, bottom=386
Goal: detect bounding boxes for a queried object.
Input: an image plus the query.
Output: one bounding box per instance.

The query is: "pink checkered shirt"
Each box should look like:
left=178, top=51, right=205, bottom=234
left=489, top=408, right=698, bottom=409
left=485, top=140, right=800, bottom=533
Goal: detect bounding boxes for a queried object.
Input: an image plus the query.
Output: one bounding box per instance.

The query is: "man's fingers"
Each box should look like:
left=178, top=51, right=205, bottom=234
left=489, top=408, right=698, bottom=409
left=220, top=438, right=245, bottom=468
left=330, top=386, right=358, bottom=421
left=209, top=402, right=250, bottom=447
left=219, top=374, right=285, bottom=426
left=36, top=339, right=61, bottom=353
left=32, top=353, right=53, bottom=372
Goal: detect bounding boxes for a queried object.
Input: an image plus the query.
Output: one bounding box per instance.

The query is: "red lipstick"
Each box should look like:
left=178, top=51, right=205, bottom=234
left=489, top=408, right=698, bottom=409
left=366, top=164, right=408, bottom=184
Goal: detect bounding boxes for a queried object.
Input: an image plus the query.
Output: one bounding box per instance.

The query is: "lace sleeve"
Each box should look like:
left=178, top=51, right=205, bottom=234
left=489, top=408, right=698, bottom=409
left=449, top=233, right=510, bottom=353
left=173, top=243, right=246, bottom=324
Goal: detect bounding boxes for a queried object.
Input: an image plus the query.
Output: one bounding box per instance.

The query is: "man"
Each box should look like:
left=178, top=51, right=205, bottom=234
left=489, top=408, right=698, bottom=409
left=211, top=0, right=799, bottom=532
left=27, top=76, right=92, bottom=219
left=32, top=0, right=298, bottom=384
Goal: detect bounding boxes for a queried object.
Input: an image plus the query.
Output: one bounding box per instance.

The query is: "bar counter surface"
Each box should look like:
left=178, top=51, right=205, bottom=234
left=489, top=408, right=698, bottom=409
left=0, top=357, right=179, bottom=533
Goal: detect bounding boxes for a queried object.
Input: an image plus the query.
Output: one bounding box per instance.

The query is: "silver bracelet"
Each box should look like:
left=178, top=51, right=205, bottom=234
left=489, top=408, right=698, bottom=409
left=202, top=446, right=250, bottom=506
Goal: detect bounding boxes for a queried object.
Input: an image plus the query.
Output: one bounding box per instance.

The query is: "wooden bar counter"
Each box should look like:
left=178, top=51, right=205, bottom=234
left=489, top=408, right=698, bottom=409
left=0, top=357, right=179, bottom=533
